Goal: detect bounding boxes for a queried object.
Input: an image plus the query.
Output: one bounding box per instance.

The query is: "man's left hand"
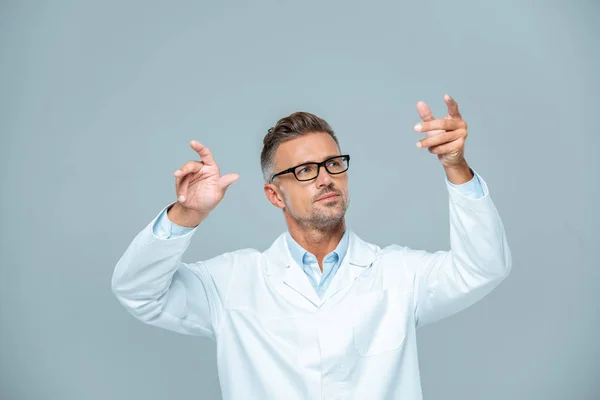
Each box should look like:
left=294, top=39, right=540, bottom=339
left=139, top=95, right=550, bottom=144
left=414, top=94, right=468, bottom=168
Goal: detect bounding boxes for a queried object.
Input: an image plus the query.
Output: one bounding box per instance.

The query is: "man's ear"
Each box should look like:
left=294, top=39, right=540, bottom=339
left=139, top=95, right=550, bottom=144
left=263, top=184, right=285, bottom=209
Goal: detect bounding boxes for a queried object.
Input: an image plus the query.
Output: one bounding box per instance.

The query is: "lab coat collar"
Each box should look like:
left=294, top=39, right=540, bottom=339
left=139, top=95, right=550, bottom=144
left=264, top=229, right=378, bottom=308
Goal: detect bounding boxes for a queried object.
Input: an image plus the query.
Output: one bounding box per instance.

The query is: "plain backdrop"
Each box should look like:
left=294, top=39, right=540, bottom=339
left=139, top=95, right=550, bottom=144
left=1, top=0, right=598, bottom=399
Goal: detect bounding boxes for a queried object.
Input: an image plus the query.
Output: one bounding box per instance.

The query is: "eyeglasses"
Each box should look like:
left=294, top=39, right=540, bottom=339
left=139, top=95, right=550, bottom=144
left=270, top=155, right=350, bottom=183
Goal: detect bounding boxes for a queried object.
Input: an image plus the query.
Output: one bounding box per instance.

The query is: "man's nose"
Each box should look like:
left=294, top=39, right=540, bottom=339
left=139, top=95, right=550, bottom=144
left=315, top=165, right=333, bottom=186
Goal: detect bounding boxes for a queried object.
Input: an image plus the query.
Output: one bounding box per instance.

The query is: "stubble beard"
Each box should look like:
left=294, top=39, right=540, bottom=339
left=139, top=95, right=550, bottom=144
left=286, top=195, right=349, bottom=232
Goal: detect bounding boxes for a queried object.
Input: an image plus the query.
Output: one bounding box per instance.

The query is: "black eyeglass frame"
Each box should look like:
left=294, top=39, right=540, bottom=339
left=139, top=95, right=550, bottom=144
left=269, top=154, right=351, bottom=183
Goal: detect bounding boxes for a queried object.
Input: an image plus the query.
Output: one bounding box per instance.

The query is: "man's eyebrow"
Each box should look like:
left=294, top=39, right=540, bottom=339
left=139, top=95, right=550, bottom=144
left=296, top=154, right=340, bottom=165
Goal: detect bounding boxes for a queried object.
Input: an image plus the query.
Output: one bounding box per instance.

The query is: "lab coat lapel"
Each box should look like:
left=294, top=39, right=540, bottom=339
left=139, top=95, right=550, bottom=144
left=320, top=230, right=378, bottom=303
left=263, top=230, right=377, bottom=308
left=264, top=233, right=322, bottom=308
left=282, top=260, right=322, bottom=308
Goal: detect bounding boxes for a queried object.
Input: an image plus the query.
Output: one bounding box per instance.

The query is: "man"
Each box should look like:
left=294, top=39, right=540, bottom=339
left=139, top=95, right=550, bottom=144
left=111, top=94, right=512, bottom=400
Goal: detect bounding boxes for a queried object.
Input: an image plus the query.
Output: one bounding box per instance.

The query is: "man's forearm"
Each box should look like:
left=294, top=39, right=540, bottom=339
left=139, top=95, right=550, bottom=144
left=444, top=159, right=474, bottom=185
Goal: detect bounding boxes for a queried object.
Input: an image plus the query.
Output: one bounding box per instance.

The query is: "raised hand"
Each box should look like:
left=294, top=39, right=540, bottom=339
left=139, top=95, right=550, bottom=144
left=414, top=94, right=468, bottom=168
left=172, top=140, right=239, bottom=217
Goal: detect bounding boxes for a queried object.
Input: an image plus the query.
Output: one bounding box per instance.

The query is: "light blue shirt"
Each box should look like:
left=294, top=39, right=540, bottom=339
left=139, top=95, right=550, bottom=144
left=152, top=170, right=485, bottom=297
left=285, top=228, right=350, bottom=298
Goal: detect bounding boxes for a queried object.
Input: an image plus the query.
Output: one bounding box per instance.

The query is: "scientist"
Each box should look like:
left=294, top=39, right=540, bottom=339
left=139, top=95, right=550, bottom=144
left=111, top=94, right=512, bottom=399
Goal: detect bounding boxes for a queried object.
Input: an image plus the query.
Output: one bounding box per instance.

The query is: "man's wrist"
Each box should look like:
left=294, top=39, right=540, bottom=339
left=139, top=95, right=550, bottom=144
left=167, top=202, right=208, bottom=228
left=444, top=160, right=473, bottom=185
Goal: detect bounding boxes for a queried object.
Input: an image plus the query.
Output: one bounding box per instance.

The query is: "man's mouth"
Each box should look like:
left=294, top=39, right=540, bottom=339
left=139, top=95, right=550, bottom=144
left=316, top=193, right=339, bottom=202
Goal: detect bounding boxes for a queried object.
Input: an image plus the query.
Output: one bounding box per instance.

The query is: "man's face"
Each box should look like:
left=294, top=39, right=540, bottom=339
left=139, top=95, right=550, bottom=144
left=267, top=132, right=349, bottom=230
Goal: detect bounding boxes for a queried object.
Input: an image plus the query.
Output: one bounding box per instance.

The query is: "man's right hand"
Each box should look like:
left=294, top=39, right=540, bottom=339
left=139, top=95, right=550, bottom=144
left=167, top=140, right=239, bottom=227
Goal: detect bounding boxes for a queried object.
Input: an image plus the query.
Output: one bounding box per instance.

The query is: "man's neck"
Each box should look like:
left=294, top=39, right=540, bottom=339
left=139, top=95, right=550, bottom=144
left=287, top=220, right=346, bottom=264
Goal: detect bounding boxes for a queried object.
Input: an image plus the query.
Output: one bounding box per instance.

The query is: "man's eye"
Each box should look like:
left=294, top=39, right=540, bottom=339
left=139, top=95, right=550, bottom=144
left=297, top=165, right=316, bottom=175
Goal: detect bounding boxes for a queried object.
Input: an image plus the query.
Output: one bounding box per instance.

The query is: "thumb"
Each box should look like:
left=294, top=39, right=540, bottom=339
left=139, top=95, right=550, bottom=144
left=219, top=173, right=240, bottom=191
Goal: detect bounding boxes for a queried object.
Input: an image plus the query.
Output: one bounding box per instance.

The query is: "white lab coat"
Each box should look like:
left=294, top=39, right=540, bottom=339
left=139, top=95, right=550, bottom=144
left=111, top=172, right=511, bottom=400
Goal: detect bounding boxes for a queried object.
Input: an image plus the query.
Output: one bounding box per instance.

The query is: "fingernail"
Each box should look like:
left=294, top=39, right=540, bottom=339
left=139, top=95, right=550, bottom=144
left=445, top=94, right=452, bottom=101
left=174, top=170, right=181, bottom=175
left=416, top=141, right=422, bottom=148
left=414, top=123, right=422, bottom=132
left=178, top=195, right=185, bottom=202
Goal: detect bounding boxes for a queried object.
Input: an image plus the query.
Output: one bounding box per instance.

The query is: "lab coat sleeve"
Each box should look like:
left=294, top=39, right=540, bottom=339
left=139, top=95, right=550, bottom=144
left=404, top=169, right=512, bottom=329
left=445, top=168, right=485, bottom=199
left=111, top=201, right=237, bottom=339
left=152, top=204, right=196, bottom=238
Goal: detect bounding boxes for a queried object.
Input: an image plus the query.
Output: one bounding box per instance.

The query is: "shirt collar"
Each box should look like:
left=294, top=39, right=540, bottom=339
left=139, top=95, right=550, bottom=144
left=285, top=228, right=350, bottom=267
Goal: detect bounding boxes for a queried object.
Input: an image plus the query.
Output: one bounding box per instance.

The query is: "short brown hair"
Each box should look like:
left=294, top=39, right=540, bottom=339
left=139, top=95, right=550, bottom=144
left=261, top=111, right=340, bottom=183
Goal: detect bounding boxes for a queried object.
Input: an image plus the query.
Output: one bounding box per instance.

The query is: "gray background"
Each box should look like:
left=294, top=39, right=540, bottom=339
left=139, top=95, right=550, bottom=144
left=1, top=0, right=598, bottom=399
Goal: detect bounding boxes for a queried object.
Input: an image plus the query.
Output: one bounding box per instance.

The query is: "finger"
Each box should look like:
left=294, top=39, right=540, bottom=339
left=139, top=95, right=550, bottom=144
left=416, top=129, right=463, bottom=149
left=416, top=101, right=435, bottom=122
left=174, top=161, right=204, bottom=179
left=177, top=174, right=191, bottom=203
left=190, top=140, right=217, bottom=165
left=174, top=161, right=204, bottom=203
left=414, top=118, right=466, bottom=133
left=416, top=102, right=445, bottom=138
left=427, top=138, right=465, bottom=155
left=444, top=94, right=462, bottom=119
left=219, top=173, right=240, bottom=191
